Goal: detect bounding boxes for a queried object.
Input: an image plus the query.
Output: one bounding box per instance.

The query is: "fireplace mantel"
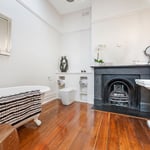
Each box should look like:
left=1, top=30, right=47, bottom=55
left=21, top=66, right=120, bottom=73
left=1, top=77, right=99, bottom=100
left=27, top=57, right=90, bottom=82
left=93, top=65, right=150, bottom=112
left=91, top=64, right=150, bottom=68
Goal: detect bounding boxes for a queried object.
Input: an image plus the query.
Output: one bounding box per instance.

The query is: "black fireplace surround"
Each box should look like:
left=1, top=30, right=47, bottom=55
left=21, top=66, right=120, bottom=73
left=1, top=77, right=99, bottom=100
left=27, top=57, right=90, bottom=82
left=92, top=65, right=150, bottom=117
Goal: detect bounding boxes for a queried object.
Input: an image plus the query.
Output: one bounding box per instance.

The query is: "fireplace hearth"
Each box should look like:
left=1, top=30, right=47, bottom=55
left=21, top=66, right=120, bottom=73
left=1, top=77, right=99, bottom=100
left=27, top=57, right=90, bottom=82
left=92, top=65, right=150, bottom=117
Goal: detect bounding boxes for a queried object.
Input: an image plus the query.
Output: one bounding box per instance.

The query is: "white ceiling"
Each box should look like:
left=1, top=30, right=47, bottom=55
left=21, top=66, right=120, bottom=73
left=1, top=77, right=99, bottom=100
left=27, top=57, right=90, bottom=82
left=48, top=0, right=91, bottom=15
left=48, top=0, right=150, bottom=15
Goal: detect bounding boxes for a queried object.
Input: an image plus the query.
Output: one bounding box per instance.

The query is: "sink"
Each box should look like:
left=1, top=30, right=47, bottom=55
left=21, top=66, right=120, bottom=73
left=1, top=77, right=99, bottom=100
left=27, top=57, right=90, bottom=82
left=135, top=79, right=150, bottom=128
left=135, top=79, right=150, bottom=90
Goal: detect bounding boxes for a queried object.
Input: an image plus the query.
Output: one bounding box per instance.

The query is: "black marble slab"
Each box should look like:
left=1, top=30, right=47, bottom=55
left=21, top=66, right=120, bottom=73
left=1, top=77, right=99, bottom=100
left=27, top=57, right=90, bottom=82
left=91, top=64, right=150, bottom=68
left=92, top=64, right=150, bottom=112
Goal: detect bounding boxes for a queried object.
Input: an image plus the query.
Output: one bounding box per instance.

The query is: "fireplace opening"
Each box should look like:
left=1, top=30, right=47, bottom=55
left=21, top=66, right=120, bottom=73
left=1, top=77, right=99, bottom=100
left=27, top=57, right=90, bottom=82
left=108, top=81, right=130, bottom=107
left=103, top=76, right=140, bottom=110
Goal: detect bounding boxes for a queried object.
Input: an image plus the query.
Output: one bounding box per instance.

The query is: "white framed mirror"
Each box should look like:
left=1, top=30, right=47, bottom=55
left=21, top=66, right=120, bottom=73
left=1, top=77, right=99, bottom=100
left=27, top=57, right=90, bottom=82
left=0, top=13, right=11, bottom=56
left=144, top=46, right=150, bottom=63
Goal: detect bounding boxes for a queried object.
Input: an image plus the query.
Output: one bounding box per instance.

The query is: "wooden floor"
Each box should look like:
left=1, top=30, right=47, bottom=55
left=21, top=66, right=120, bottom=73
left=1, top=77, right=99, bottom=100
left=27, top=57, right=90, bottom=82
left=18, top=100, right=150, bottom=150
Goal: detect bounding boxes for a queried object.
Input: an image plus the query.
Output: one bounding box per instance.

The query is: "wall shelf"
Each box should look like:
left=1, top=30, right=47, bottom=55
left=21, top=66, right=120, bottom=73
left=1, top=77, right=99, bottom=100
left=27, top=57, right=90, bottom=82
left=56, top=72, right=92, bottom=75
left=79, top=76, right=88, bottom=102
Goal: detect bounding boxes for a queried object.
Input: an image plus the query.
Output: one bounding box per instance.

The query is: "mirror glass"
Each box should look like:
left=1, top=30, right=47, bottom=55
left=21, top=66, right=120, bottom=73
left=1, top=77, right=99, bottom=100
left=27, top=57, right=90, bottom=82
left=144, top=46, right=150, bottom=56
left=144, top=46, right=150, bottom=63
left=0, top=13, right=11, bottom=56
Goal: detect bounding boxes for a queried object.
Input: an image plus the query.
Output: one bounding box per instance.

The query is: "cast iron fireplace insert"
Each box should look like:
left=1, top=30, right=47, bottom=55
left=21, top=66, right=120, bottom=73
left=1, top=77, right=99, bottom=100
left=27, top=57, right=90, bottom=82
left=102, top=74, right=140, bottom=110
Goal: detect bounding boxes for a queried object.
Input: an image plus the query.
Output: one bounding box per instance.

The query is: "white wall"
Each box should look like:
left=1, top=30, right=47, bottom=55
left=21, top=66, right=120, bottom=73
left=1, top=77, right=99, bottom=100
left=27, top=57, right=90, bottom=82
left=60, top=8, right=92, bottom=73
left=0, top=0, right=60, bottom=100
left=0, top=0, right=93, bottom=103
left=92, top=0, right=150, bottom=22
left=17, top=0, right=61, bottom=32
left=2, top=0, right=149, bottom=104
left=92, top=0, right=150, bottom=64
left=57, top=9, right=94, bottom=104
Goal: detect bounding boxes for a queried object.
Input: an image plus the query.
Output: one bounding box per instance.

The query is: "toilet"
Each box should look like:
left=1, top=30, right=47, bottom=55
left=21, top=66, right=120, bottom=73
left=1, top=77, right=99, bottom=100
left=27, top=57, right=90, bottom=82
left=59, top=88, right=75, bottom=105
left=57, top=77, right=75, bottom=105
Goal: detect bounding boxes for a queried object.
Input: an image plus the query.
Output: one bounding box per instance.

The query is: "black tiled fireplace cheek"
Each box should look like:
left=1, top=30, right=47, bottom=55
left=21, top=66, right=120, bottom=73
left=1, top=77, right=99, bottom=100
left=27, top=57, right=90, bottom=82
left=92, top=65, right=150, bottom=117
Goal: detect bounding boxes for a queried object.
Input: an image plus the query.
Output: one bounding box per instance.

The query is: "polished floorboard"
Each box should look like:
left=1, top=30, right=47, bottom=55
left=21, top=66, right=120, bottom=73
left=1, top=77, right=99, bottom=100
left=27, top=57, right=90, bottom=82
left=18, top=100, right=150, bottom=150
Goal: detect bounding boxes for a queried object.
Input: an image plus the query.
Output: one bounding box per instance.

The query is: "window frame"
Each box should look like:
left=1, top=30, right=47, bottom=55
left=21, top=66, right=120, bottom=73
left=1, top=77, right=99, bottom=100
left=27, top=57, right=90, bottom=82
left=0, top=13, right=11, bottom=56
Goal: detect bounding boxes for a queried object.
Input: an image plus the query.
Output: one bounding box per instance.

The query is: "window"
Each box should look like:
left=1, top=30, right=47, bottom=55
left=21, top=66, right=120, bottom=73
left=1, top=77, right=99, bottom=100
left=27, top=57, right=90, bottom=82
left=0, top=13, right=11, bottom=56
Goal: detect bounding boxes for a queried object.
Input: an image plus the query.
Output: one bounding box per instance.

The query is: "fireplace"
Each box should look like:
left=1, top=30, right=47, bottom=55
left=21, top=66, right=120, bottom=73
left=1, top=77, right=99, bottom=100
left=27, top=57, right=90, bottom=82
left=92, top=65, right=150, bottom=114
left=102, top=75, right=140, bottom=110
